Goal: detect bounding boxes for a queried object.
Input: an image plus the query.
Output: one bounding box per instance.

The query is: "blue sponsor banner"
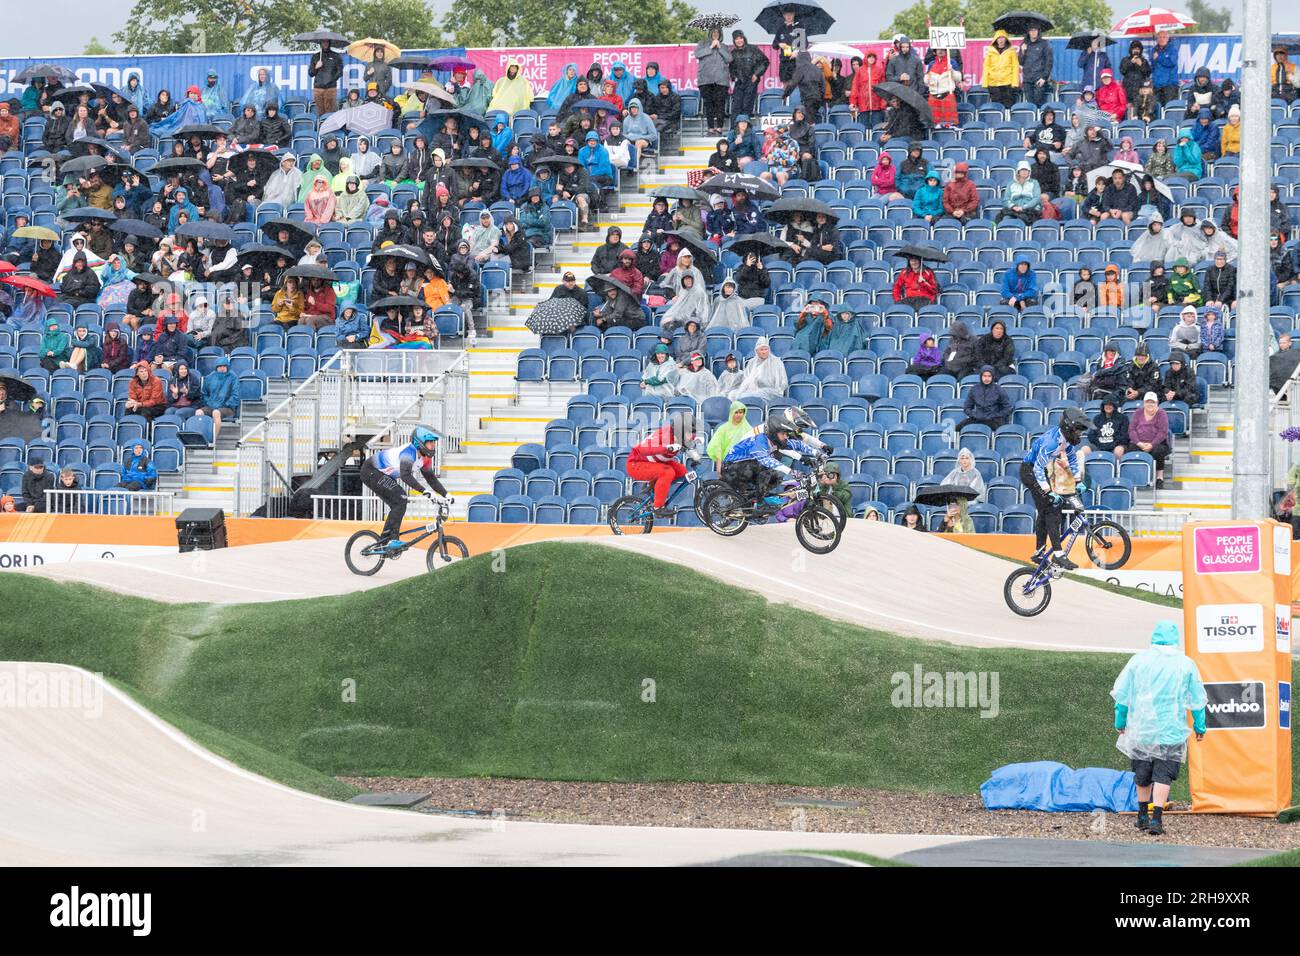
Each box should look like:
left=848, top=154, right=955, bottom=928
left=1043, top=34, right=1243, bottom=85
left=0, top=48, right=465, bottom=110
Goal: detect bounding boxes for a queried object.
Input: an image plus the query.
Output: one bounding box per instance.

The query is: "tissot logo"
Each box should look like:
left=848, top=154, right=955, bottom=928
left=1194, top=603, right=1264, bottom=653
left=1204, top=681, right=1268, bottom=730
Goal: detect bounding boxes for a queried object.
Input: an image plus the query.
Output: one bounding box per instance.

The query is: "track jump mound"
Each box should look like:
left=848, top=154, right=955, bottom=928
left=594, top=522, right=1169, bottom=653
left=11, top=538, right=437, bottom=604
left=0, top=662, right=968, bottom=866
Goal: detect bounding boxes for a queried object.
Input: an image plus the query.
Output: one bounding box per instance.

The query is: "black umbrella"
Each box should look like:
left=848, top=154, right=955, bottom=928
left=913, top=483, right=981, bottom=507
left=370, top=295, right=425, bottom=310
left=292, top=28, right=350, bottom=44
left=110, top=219, right=163, bottom=239
left=67, top=138, right=130, bottom=161
left=131, top=272, right=172, bottom=287
left=874, top=81, right=933, bottom=127
left=286, top=263, right=338, bottom=282
left=755, top=0, right=835, bottom=36
left=151, top=156, right=206, bottom=174
left=530, top=155, right=580, bottom=170
left=61, top=208, right=117, bottom=223
left=176, top=124, right=224, bottom=139
left=426, top=109, right=491, bottom=133
left=567, top=98, right=615, bottom=112
left=992, top=11, right=1055, bottom=35
left=586, top=274, right=638, bottom=299
left=0, top=372, right=37, bottom=404
left=371, top=244, right=431, bottom=266
left=650, top=185, right=708, bottom=201
left=724, top=233, right=792, bottom=258
left=660, top=229, right=719, bottom=265
left=765, top=196, right=839, bottom=222
left=525, top=297, right=586, bottom=336
left=697, top=171, right=779, bottom=200
left=895, top=243, right=948, bottom=263
left=260, top=218, right=317, bottom=247
left=175, top=221, right=238, bottom=242
left=13, top=63, right=78, bottom=84
left=48, top=84, right=100, bottom=104
left=1068, top=31, right=1117, bottom=50
left=60, top=154, right=119, bottom=177
left=236, top=243, right=295, bottom=271
left=389, top=55, right=438, bottom=71
left=230, top=147, right=283, bottom=177
left=450, top=157, right=500, bottom=171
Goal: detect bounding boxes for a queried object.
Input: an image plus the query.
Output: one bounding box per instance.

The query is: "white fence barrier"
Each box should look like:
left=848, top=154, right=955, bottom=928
left=44, top=489, right=176, bottom=516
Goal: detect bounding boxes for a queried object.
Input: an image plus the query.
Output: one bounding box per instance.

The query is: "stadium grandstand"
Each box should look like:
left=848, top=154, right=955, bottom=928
left=0, top=22, right=1289, bottom=534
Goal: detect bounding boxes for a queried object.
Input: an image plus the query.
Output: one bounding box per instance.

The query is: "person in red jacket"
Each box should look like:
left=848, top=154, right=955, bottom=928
left=942, top=161, right=980, bottom=224
left=1096, top=68, right=1128, bottom=122
left=849, top=52, right=887, bottom=126
left=893, top=254, right=940, bottom=309
left=625, top=411, right=700, bottom=515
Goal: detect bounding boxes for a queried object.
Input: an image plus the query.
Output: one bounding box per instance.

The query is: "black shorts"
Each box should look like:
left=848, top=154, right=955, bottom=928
left=1131, top=757, right=1181, bottom=787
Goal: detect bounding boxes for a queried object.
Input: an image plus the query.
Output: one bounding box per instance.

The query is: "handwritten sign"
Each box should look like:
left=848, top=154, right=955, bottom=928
left=929, top=25, right=967, bottom=50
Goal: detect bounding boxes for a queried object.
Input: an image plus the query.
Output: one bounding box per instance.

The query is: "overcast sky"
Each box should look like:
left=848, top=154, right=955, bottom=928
left=3, top=0, right=1298, bottom=57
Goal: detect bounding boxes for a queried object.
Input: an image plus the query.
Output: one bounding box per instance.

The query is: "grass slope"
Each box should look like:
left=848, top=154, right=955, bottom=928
left=1, top=542, right=1287, bottom=799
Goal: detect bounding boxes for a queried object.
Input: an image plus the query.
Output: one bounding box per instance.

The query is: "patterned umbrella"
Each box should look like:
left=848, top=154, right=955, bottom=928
left=687, top=13, right=741, bottom=31
left=1112, top=7, right=1197, bottom=35
left=525, top=297, right=586, bottom=335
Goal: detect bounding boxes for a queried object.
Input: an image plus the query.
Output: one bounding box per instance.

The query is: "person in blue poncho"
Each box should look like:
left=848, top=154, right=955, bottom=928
left=623, top=98, right=658, bottom=154
left=608, top=60, right=636, bottom=104
left=547, top=63, right=579, bottom=111
left=500, top=155, right=533, bottom=204
left=195, top=353, right=240, bottom=444
left=118, top=442, right=158, bottom=491
left=123, top=74, right=149, bottom=113
left=1111, top=620, right=1207, bottom=836
left=1171, top=128, right=1204, bottom=180
left=1189, top=107, right=1219, bottom=162
left=489, top=112, right=514, bottom=154
left=999, top=256, right=1039, bottom=311
left=200, top=69, right=226, bottom=115
left=241, top=68, right=283, bottom=113
left=166, top=187, right=199, bottom=233
left=579, top=131, right=614, bottom=184
left=335, top=301, right=369, bottom=348
left=149, top=86, right=208, bottom=138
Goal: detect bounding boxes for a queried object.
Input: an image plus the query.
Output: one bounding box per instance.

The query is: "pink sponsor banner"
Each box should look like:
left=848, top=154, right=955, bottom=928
left=1193, top=525, right=1263, bottom=575
left=465, top=39, right=1000, bottom=100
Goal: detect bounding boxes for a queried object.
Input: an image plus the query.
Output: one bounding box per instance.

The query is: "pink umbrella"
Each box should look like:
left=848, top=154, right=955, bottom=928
left=1112, top=7, right=1197, bottom=35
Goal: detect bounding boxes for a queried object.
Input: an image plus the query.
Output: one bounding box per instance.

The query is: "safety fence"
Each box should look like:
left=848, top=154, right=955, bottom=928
left=44, top=489, right=176, bottom=516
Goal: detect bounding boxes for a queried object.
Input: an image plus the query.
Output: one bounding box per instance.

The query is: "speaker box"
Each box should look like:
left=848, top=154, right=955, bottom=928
left=176, top=507, right=228, bottom=552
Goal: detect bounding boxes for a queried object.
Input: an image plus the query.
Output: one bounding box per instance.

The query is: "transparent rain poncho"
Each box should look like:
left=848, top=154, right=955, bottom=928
left=1110, top=623, right=1208, bottom=762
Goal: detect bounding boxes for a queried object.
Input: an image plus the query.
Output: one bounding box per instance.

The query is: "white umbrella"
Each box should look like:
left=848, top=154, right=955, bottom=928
left=808, top=41, right=865, bottom=61
left=318, top=102, right=394, bottom=137
left=397, top=80, right=456, bottom=106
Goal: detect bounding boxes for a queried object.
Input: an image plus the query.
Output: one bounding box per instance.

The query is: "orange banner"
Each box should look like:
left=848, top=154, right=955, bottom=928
left=1181, top=521, right=1293, bottom=815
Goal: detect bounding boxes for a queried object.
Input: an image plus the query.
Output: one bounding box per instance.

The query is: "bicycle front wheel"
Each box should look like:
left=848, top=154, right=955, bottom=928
left=426, top=535, right=469, bottom=571
left=345, top=530, right=387, bottom=576
left=1004, top=566, right=1052, bottom=617
left=694, top=479, right=728, bottom=525
left=701, top=486, right=749, bottom=536
left=1085, top=519, right=1132, bottom=570
left=609, top=495, right=655, bottom=534
left=795, top=504, right=842, bottom=555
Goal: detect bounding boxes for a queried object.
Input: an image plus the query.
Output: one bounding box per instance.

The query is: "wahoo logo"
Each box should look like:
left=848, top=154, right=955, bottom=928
left=1195, top=603, right=1263, bottom=653
left=1281, top=683, right=1291, bottom=731
left=1204, top=681, right=1267, bottom=730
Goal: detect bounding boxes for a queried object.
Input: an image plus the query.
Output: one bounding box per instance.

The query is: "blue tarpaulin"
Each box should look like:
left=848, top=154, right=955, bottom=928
left=980, top=761, right=1138, bottom=813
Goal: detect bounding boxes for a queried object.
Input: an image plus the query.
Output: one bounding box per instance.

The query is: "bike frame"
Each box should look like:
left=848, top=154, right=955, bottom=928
left=1018, top=501, right=1093, bottom=594
left=369, top=503, right=451, bottom=554
left=625, top=468, right=699, bottom=520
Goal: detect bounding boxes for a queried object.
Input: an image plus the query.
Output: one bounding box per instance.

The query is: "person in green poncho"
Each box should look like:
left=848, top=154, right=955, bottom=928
left=826, top=307, right=865, bottom=354
left=791, top=300, right=831, bottom=353
left=707, top=399, right=752, bottom=471
left=39, top=319, right=71, bottom=372
left=457, top=72, right=494, bottom=115
left=298, top=154, right=329, bottom=201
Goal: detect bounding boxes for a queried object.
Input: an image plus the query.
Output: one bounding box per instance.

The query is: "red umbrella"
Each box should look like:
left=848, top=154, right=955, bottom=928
left=1112, top=7, right=1197, bottom=35
left=0, top=274, right=57, bottom=298
left=0, top=262, right=15, bottom=274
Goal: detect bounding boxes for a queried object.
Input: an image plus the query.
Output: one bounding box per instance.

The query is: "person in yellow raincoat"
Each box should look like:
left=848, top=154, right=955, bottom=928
left=982, top=30, right=1020, bottom=109
left=488, top=61, right=534, bottom=116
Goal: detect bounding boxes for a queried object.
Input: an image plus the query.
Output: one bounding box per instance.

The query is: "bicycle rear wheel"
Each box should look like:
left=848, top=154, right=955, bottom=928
left=345, top=530, right=387, bottom=576
left=1085, top=519, right=1132, bottom=570
left=609, top=495, right=655, bottom=534
left=1003, top=566, right=1052, bottom=617
left=813, top=493, right=848, bottom=532
left=701, top=486, right=749, bottom=536
left=426, top=535, right=469, bottom=571
left=795, top=504, right=842, bottom=554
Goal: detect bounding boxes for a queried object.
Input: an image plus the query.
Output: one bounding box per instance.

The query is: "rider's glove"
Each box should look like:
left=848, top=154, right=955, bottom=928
left=1049, top=493, right=1063, bottom=506
left=775, top=464, right=792, bottom=476
left=1075, top=479, right=1088, bottom=493
left=666, top=442, right=682, bottom=454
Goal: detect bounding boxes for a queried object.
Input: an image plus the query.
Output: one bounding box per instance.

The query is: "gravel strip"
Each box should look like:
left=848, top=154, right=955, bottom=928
left=341, top=777, right=1300, bottom=851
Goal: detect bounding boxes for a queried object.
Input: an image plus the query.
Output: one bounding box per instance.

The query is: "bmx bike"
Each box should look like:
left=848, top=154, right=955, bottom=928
left=698, top=466, right=844, bottom=555
left=1002, top=496, right=1132, bottom=616
left=344, top=499, right=468, bottom=575
left=608, top=449, right=729, bottom=533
